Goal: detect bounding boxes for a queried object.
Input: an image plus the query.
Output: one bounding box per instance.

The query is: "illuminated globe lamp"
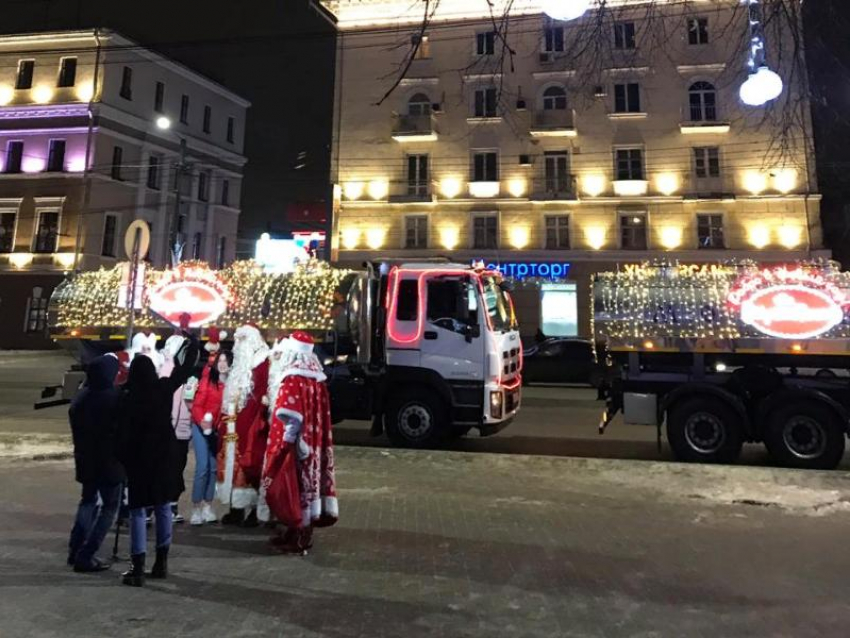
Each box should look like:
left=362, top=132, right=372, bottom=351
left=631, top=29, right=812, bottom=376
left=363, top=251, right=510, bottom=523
left=739, top=66, right=783, bottom=107
left=542, top=0, right=590, bottom=21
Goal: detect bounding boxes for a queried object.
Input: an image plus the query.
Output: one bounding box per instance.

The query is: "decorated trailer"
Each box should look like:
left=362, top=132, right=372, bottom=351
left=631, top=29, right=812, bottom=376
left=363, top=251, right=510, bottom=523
left=595, top=261, right=850, bottom=469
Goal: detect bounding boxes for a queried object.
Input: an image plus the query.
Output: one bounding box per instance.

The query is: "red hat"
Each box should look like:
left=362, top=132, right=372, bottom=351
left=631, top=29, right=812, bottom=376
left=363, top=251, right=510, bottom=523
left=179, top=312, right=192, bottom=331
left=205, top=327, right=228, bottom=352
left=287, top=331, right=314, bottom=354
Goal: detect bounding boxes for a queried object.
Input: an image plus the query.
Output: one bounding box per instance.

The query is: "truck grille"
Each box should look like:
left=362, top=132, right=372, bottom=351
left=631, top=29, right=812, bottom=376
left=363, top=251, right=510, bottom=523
left=502, top=347, right=521, bottom=381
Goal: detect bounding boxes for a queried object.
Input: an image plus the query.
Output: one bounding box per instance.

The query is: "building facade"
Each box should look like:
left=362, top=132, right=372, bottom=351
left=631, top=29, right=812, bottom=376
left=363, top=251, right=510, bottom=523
left=0, top=29, right=250, bottom=348
left=320, top=0, right=822, bottom=339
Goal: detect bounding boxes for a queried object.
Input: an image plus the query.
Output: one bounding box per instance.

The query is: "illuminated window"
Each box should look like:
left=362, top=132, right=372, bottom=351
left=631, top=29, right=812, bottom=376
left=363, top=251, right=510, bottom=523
left=613, top=22, right=636, bottom=49
left=473, top=87, right=497, bottom=118
left=615, top=148, right=644, bottom=180
left=405, top=215, right=428, bottom=249
left=697, top=214, right=724, bottom=248
left=693, top=147, right=720, bottom=178
left=545, top=215, right=570, bottom=249
left=543, top=24, right=564, bottom=52
left=476, top=31, right=495, bottom=56
left=25, top=287, right=48, bottom=334
left=57, top=58, right=77, bottom=87
left=47, top=140, right=66, bottom=172
left=688, top=17, right=709, bottom=45
left=0, top=211, right=16, bottom=252
left=473, top=214, right=498, bottom=249
left=689, top=82, right=717, bottom=122
left=545, top=151, right=570, bottom=194
left=542, top=86, right=567, bottom=111
left=412, top=34, right=430, bottom=59
left=120, top=66, right=133, bottom=100
left=102, top=214, right=117, bottom=257
left=5, top=141, right=23, bottom=173
left=16, top=60, right=34, bottom=90
left=154, top=82, right=165, bottom=113
left=620, top=214, right=647, bottom=250
left=408, top=93, right=432, bottom=116
left=614, top=83, right=641, bottom=113
left=33, top=211, right=59, bottom=253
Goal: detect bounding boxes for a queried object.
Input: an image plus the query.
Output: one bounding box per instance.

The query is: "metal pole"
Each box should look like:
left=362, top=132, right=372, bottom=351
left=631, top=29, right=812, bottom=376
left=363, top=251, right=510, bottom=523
left=73, top=28, right=102, bottom=275
left=169, top=137, right=187, bottom=267
left=125, top=228, right=141, bottom=348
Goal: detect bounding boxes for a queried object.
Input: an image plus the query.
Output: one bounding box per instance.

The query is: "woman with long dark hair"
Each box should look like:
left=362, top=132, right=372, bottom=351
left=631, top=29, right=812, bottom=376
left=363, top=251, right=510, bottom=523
left=189, top=350, right=233, bottom=525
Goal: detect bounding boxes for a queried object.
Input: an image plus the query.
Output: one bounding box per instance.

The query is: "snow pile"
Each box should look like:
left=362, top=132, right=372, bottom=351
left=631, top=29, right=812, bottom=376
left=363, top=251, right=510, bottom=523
left=0, top=433, right=72, bottom=460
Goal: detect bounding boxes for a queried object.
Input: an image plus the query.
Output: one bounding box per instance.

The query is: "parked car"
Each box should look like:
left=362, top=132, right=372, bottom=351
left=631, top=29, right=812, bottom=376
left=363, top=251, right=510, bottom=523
left=522, top=338, right=606, bottom=387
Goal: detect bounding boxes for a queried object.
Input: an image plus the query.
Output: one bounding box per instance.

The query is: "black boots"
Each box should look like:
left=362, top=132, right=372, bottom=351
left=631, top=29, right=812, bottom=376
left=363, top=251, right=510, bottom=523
left=121, top=553, right=145, bottom=587
left=220, top=508, right=244, bottom=525
left=148, top=547, right=169, bottom=579
left=241, top=508, right=259, bottom=528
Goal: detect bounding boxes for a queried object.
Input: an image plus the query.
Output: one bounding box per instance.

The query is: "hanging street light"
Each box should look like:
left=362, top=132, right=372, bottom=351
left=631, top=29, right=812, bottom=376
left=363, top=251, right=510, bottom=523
left=739, top=0, right=783, bottom=106
left=542, top=0, right=591, bottom=22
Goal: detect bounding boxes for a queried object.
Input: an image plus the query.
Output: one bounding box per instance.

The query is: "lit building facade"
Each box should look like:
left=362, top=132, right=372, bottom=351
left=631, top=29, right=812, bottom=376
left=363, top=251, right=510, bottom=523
left=0, top=29, right=249, bottom=348
left=319, top=0, right=823, bottom=339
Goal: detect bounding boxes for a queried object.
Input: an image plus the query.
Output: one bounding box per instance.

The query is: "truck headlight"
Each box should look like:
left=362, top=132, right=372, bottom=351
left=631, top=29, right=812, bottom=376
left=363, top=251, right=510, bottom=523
left=490, top=390, right=503, bottom=419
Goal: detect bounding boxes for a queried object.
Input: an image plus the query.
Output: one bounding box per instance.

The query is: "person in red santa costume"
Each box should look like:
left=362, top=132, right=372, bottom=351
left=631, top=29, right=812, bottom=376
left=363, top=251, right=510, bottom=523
left=256, top=335, right=289, bottom=523
left=217, top=323, right=270, bottom=526
left=262, top=331, right=337, bottom=553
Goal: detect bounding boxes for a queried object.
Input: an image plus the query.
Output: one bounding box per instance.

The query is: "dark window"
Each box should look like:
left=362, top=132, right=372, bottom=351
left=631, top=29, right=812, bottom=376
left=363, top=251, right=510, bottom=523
left=47, top=140, right=65, bottom=172
left=198, top=172, right=209, bottom=201
left=407, top=154, right=429, bottom=196
left=614, top=83, right=641, bottom=113
left=545, top=215, right=570, bottom=249
left=5, top=141, right=23, bottom=173
left=143, top=222, right=153, bottom=263
left=34, top=211, right=59, bottom=253
left=405, top=215, right=428, bottom=248
left=120, top=66, right=133, bottom=100
left=616, top=148, right=644, bottom=180
left=226, top=117, right=235, bottom=143
left=192, top=232, right=203, bottom=259
left=154, top=82, right=165, bottom=113
left=473, top=152, right=498, bottom=182
left=474, top=87, right=498, bottom=118
left=101, top=215, right=117, bottom=257
left=412, top=34, right=431, bottom=59
left=427, top=278, right=475, bottom=331
left=542, top=86, right=567, bottom=110
left=111, top=146, right=123, bottom=180
left=476, top=31, right=496, bottom=55
left=221, top=179, right=230, bottom=206
left=216, top=236, right=227, bottom=268
left=25, top=288, right=49, bottom=333
left=57, top=58, right=77, bottom=87
left=147, top=155, right=161, bottom=189
left=180, top=95, right=190, bottom=124
left=694, top=147, right=720, bottom=178
left=16, top=60, right=34, bottom=90
left=620, top=214, right=647, bottom=250
left=688, top=17, right=709, bottom=45
left=544, top=25, right=565, bottom=52
left=473, top=215, right=498, bottom=249
left=396, top=279, right=419, bottom=321
left=544, top=151, right=570, bottom=193
left=408, top=93, right=432, bottom=116
left=697, top=214, right=724, bottom=248
left=0, top=212, right=16, bottom=252
left=614, top=22, right=636, bottom=49
left=689, top=81, right=717, bottom=121
left=203, top=105, right=212, bottom=133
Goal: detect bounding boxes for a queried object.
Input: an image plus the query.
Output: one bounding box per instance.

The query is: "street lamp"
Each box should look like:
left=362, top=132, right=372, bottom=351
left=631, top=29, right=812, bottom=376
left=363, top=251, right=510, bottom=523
left=153, top=115, right=189, bottom=267
left=542, top=0, right=590, bottom=21
left=155, top=115, right=172, bottom=130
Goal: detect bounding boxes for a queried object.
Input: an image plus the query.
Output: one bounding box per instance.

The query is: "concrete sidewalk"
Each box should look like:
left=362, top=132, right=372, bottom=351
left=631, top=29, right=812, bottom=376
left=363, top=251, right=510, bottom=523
left=2, top=447, right=850, bottom=637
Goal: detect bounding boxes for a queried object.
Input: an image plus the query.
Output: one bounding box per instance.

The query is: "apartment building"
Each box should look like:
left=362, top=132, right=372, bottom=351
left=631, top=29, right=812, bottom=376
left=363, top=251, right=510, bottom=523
left=0, top=29, right=249, bottom=348
left=319, top=0, right=822, bottom=339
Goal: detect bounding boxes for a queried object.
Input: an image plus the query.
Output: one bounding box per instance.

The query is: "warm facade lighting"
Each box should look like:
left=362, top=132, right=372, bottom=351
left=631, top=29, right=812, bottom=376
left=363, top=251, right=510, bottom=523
left=613, top=180, right=649, bottom=197
left=32, top=86, right=54, bottom=104
left=656, top=173, right=679, bottom=196
left=507, top=178, right=527, bottom=198
left=8, top=252, right=33, bottom=269
left=76, top=82, right=95, bottom=102
left=680, top=124, right=731, bottom=135
left=748, top=225, right=770, bottom=249
left=509, top=226, right=530, bottom=249
left=67, top=156, right=86, bottom=172
left=365, top=227, right=386, bottom=249
left=469, top=181, right=500, bottom=198
left=54, top=252, right=76, bottom=269
left=367, top=180, right=389, bottom=200
left=440, top=226, right=459, bottom=250
left=585, top=226, right=606, bottom=250
left=773, top=169, right=798, bottom=194
left=0, top=85, right=13, bottom=105
left=743, top=171, right=768, bottom=195
left=343, top=182, right=364, bottom=201
left=582, top=174, right=606, bottom=197
left=659, top=226, right=683, bottom=250
left=341, top=228, right=360, bottom=249
left=778, top=225, right=803, bottom=249
left=440, top=177, right=463, bottom=199
left=22, top=157, right=45, bottom=173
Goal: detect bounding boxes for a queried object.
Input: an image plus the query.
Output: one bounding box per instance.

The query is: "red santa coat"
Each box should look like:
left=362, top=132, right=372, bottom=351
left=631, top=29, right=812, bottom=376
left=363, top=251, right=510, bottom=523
left=236, top=358, right=270, bottom=485
left=265, top=373, right=337, bottom=528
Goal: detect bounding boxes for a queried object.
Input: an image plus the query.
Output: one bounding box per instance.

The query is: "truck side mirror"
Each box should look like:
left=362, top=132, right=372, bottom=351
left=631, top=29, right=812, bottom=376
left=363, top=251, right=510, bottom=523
left=464, top=324, right=481, bottom=342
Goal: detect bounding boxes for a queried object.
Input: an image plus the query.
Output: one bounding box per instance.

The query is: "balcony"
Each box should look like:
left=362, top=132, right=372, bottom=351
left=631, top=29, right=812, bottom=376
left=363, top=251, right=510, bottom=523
left=529, top=109, right=577, bottom=138
left=613, top=179, right=649, bottom=197
left=392, top=114, right=438, bottom=143
left=389, top=180, right=434, bottom=203
left=529, top=176, right=577, bottom=201
left=679, top=105, right=730, bottom=135
left=468, top=181, right=500, bottom=198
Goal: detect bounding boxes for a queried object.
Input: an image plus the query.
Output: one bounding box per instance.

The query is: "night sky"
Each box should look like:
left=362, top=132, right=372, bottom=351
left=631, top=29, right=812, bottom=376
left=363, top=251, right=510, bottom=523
left=0, top=0, right=336, bottom=253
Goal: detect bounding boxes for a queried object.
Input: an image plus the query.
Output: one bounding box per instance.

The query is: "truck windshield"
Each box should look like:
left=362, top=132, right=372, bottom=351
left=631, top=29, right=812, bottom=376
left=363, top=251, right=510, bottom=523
left=481, top=275, right=515, bottom=332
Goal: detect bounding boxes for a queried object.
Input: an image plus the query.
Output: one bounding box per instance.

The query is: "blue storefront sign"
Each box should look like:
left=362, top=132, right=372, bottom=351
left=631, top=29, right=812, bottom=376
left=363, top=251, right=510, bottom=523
left=476, top=260, right=572, bottom=281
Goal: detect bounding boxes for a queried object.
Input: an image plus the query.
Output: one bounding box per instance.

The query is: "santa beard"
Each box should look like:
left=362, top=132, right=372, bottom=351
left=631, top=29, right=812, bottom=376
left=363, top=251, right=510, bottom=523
left=268, top=353, right=287, bottom=410
left=224, top=335, right=264, bottom=413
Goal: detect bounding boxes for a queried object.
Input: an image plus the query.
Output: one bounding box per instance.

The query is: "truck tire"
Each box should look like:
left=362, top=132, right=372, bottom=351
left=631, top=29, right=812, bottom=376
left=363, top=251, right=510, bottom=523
left=666, top=397, right=743, bottom=464
left=385, top=389, right=447, bottom=449
left=764, top=402, right=845, bottom=470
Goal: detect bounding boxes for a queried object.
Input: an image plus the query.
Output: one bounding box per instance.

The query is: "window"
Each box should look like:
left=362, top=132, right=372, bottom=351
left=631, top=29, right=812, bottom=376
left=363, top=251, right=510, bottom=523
left=25, top=287, right=48, bottom=334
left=688, top=17, right=709, bottom=45
left=472, top=151, right=498, bottom=182
left=407, top=154, right=429, bottom=196
left=474, top=87, right=498, bottom=118
left=544, top=25, right=565, bottom=53
left=0, top=212, right=16, bottom=252
left=408, top=93, right=432, bottom=116
left=544, top=151, right=570, bottom=193
left=614, top=83, right=641, bottom=113
left=227, top=117, right=235, bottom=143
left=180, top=95, right=190, bottom=124
left=427, top=277, right=477, bottom=333
left=620, top=214, right=647, bottom=250
left=143, top=222, right=153, bottom=263
left=203, top=105, right=212, bottom=134
left=47, top=140, right=66, bottom=172
left=396, top=279, right=419, bottom=321
left=614, top=22, right=636, bottom=49
left=412, top=34, right=430, bottom=59
left=33, top=211, right=59, bottom=253
left=693, top=147, right=720, bottom=178
left=545, top=215, right=570, bottom=249
left=697, top=214, right=724, bottom=248
left=5, top=141, right=23, bottom=173
left=216, top=236, right=227, bottom=268
left=101, top=215, right=117, bottom=257
left=57, top=57, right=77, bottom=87
left=476, top=31, right=496, bottom=55
left=198, top=171, right=210, bottom=201
left=405, top=215, right=428, bottom=248
left=221, top=179, right=230, bottom=206
left=154, top=82, right=165, bottom=113
left=120, top=66, right=133, bottom=100
left=615, top=148, right=644, bottom=180
left=192, top=232, right=203, bottom=259
left=16, top=60, right=34, bottom=89
left=689, top=81, right=717, bottom=121
left=542, top=85, right=567, bottom=110
left=111, top=146, right=123, bottom=180
left=147, top=155, right=161, bottom=189
left=473, top=215, right=498, bottom=249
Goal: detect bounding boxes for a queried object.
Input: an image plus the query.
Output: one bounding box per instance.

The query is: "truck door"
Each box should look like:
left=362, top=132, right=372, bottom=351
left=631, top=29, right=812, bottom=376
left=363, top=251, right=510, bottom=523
left=420, top=275, right=485, bottom=382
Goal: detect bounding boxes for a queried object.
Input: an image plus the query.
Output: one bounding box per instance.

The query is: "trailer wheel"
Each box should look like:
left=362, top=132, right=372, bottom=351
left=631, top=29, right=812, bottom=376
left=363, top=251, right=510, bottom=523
left=385, top=389, right=447, bottom=449
left=667, top=397, right=743, bottom=464
left=764, top=402, right=845, bottom=470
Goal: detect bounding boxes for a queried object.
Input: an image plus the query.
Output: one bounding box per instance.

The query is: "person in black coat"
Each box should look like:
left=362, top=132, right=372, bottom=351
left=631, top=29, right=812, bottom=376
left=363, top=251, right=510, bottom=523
left=67, top=354, right=126, bottom=573
left=116, top=335, right=198, bottom=587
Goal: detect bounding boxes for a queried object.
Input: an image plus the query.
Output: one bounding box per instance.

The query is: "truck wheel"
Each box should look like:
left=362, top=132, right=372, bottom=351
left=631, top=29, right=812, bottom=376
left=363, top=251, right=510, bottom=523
left=764, top=402, right=845, bottom=470
left=385, top=390, right=447, bottom=449
left=667, top=397, right=743, bottom=464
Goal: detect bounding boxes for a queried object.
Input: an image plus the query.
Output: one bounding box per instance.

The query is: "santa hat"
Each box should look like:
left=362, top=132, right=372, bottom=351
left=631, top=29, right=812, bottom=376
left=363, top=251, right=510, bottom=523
left=130, top=332, right=157, bottom=354
left=205, top=327, right=227, bottom=353
left=286, top=331, right=315, bottom=355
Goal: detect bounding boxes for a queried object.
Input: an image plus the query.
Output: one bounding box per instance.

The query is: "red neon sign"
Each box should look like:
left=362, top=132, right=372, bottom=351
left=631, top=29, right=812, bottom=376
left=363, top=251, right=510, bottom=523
left=148, top=265, right=230, bottom=328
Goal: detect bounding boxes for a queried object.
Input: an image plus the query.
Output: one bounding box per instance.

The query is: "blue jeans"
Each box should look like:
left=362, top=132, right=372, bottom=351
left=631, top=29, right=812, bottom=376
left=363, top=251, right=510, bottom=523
left=191, top=423, right=217, bottom=503
left=68, top=482, right=122, bottom=566
left=129, top=503, right=172, bottom=556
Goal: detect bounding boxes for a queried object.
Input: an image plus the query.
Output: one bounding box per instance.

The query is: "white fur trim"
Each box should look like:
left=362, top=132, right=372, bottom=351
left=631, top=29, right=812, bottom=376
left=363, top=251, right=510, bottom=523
left=323, top=496, right=339, bottom=519
left=287, top=337, right=314, bottom=355
left=257, top=486, right=271, bottom=522
left=215, top=436, right=236, bottom=505
left=281, top=368, right=327, bottom=382
left=230, top=487, right=258, bottom=510
left=276, top=407, right=304, bottom=424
